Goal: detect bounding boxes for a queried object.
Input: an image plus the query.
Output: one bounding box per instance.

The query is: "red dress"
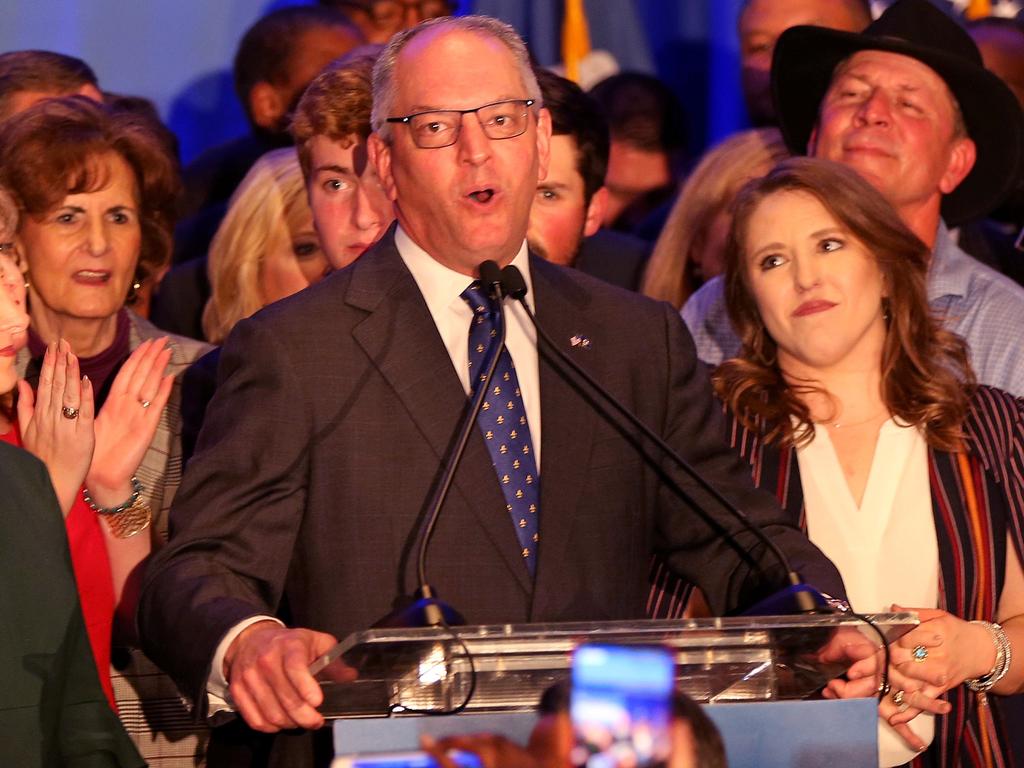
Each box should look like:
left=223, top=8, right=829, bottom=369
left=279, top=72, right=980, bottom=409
left=1, top=425, right=117, bottom=710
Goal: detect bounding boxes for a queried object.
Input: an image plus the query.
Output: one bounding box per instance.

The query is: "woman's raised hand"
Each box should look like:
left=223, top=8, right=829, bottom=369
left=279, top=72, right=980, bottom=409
left=18, top=340, right=95, bottom=514
left=87, top=337, right=173, bottom=506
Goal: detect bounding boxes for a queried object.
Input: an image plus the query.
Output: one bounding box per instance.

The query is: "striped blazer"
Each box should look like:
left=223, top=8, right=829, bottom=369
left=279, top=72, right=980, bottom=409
left=17, top=311, right=213, bottom=767
left=649, top=386, right=1024, bottom=768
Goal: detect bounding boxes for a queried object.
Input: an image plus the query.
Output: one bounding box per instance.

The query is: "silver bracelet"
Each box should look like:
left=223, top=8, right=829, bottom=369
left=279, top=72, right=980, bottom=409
left=82, top=475, right=143, bottom=516
left=965, top=621, right=1012, bottom=692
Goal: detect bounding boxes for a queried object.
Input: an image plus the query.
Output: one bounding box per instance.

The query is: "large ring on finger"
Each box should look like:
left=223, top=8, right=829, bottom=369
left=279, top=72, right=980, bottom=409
left=139, top=399, right=151, bottom=409
left=892, top=689, right=910, bottom=713
left=61, top=406, right=79, bottom=419
left=912, top=645, right=929, bottom=663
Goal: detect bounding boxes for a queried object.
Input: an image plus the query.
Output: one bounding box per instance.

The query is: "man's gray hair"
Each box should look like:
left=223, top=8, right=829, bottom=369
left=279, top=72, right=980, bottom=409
left=371, top=15, right=543, bottom=141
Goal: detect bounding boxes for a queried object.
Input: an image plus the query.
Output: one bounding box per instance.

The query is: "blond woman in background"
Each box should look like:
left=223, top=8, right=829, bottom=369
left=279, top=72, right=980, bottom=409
left=642, top=128, right=788, bottom=309
left=202, top=147, right=329, bottom=344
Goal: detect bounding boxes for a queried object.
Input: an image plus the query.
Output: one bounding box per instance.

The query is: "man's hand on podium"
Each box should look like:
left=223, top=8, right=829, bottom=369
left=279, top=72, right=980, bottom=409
left=223, top=620, right=349, bottom=732
left=821, top=619, right=952, bottom=755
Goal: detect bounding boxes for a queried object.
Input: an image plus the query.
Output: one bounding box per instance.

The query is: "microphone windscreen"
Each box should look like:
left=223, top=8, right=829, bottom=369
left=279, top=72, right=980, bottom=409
left=501, top=265, right=528, bottom=299
left=478, top=260, right=503, bottom=298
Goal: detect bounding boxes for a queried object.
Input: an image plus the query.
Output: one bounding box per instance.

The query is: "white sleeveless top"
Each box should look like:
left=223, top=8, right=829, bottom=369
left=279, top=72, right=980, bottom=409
left=796, top=419, right=939, bottom=767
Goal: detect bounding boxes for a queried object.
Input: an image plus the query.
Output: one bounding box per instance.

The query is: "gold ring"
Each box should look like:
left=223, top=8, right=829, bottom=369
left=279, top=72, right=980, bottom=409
left=912, top=645, right=928, bottom=663
left=61, top=406, right=79, bottom=419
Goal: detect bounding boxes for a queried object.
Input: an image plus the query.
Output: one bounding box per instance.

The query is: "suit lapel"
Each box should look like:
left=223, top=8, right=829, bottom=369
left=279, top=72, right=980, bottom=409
left=529, top=257, right=597, bottom=610
left=348, top=234, right=533, bottom=594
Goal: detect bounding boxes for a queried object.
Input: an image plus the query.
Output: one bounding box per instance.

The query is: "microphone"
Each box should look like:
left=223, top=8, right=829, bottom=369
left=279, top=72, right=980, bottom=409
left=500, top=265, right=823, bottom=615
left=374, top=260, right=509, bottom=628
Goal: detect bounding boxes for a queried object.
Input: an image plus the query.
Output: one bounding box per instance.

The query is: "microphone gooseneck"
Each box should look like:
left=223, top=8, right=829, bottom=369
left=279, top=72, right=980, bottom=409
left=399, top=260, right=510, bottom=627
left=500, top=265, right=820, bottom=614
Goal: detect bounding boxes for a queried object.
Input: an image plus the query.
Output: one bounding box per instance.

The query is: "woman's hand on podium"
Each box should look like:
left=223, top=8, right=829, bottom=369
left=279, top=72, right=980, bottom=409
left=828, top=629, right=952, bottom=754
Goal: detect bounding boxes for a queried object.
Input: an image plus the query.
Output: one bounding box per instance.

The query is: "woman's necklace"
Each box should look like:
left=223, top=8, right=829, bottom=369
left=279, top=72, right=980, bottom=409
left=825, top=408, right=890, bottom=430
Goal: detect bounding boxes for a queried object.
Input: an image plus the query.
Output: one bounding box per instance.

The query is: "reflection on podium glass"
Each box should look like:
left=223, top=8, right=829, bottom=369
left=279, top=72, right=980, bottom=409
left=309, top=614, right=918, bottom=719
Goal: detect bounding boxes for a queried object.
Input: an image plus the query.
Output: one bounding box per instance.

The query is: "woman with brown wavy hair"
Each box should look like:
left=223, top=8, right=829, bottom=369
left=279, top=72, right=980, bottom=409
left=651, top=157, right=1024, bottom=767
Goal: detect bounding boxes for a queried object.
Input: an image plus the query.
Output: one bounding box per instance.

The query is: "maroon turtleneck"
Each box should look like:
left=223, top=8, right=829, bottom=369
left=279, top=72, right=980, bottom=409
left=27, top=309, right=132, bottom=408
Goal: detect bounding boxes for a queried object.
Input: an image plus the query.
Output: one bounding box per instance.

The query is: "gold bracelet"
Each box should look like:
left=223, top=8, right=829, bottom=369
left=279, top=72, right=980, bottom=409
left=101, top=495, right=152, bottom=539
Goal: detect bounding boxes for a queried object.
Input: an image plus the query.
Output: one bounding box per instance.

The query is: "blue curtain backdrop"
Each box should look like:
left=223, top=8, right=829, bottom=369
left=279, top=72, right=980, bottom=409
left=472, top=0, right=747, bottom=157
left=0, top=1, right=1014, bottom=163
left=0, top=0, right=749, bottom=163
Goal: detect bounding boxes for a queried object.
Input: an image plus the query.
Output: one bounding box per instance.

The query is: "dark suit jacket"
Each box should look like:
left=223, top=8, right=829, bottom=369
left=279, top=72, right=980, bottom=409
left=174, top=131, right=291, bottom=267
left=0, top=442, right=143, bottom=768
left=139, top=231, right=843, bottom=765
left=575, top=228, right=652, bottom=292
left=149, top=255, right=210, bottom=341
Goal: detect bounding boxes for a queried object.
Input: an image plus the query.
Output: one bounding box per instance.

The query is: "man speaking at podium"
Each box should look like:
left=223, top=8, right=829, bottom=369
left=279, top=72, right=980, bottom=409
left=138, top=15, right=845, bottom=766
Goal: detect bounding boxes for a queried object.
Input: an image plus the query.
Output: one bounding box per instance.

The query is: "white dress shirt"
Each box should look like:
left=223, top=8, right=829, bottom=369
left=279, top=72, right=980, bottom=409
left=395, top=225, right=541, bottom=467
left=207, top=226, right=543, bottom=714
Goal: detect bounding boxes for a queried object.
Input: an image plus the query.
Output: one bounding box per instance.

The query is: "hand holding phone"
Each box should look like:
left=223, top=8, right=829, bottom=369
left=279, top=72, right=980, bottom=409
left=570, top=644, right=675, bottom=768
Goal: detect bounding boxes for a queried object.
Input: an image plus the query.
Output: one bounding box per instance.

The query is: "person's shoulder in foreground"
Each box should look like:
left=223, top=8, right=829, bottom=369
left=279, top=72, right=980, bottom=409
left=0, top=442, right=144, bottom=768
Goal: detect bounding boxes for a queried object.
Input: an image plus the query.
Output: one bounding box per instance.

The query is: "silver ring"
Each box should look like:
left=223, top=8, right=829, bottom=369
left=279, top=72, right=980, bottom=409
left=891, top=689, right=909, bottom=713
left=61, top=406, right=79, bottom=419
left=912, top=645, right=928, bottom=663
left=139, top=399, right=151, bottom=409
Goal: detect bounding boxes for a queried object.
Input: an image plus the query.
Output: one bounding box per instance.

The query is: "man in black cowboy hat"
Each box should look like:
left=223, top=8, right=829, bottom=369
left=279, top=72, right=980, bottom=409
left=683, top=0, right=1024, bottom=397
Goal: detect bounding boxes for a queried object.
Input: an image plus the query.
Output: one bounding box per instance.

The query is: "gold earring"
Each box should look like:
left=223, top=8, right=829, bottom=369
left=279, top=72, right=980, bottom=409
left=125, top=277, right=142, bottom=305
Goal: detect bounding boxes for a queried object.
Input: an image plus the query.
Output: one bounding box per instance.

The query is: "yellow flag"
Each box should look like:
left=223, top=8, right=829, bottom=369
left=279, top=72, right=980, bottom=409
left=965, top=0, right=991, bottom=20
left=562, top=0, right=592, bottom=84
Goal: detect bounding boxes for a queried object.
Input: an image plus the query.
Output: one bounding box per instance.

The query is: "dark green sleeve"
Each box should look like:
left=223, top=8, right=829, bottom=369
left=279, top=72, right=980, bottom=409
left=0, top=442, right=145, bottom=768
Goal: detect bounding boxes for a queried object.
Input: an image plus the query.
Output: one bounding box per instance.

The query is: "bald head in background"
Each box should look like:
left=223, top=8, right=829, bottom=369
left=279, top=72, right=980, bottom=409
left=739, top=0, right=871, bottom=125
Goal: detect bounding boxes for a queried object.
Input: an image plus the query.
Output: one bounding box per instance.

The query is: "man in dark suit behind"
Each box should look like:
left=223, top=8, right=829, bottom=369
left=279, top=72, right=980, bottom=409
left=138, top=15, right=845, bottom=766
left=526, top=67, right=651, bottom=291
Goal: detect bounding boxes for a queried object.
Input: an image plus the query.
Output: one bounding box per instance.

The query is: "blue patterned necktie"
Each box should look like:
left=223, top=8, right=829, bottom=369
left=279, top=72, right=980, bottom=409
left=461, top=282, right=540, bottom=576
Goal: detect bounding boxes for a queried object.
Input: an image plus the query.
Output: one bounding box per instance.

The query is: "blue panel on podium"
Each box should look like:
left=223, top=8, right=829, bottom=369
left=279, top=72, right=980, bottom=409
left=333, top=698, right=877, bottom=767
left=705, top=698, right=877, bottom=767
left=334, top=713, right=537, bottom=755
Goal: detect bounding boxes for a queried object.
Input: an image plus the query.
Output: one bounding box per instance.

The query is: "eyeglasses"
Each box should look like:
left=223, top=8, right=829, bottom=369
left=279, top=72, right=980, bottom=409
left=339, top=0, right=453, bottom=30
left=386, top=99, right=536, bottom=149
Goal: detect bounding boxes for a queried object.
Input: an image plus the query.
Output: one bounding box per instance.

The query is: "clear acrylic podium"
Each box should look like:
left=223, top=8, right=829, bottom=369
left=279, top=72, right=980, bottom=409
left=312, top=613, right=918, bottom=719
